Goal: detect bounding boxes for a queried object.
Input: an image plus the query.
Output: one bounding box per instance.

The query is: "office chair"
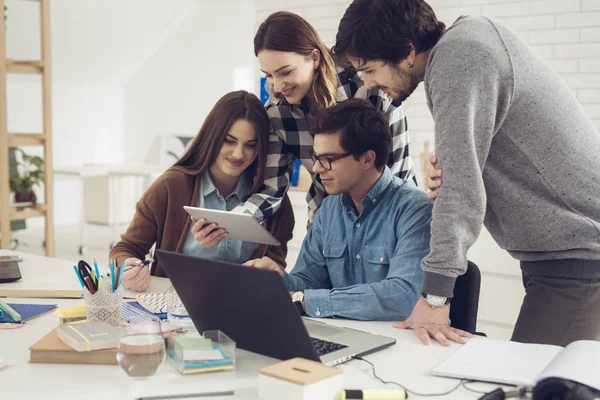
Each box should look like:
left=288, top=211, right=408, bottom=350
left=449, top=260, right=481, bottom=334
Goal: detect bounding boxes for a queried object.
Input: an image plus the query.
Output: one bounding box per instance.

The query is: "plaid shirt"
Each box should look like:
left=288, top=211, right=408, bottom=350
left=234, top=67, right=415, bottom=224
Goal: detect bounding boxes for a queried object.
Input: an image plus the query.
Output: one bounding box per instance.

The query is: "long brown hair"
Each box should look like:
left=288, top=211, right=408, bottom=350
left=171, top=91, right=269, bottom=192
left=254, top=11, right=338, bottom=112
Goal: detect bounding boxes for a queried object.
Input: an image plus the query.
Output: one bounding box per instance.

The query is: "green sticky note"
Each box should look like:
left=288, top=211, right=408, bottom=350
left=175, top=336, right=212, bottom=350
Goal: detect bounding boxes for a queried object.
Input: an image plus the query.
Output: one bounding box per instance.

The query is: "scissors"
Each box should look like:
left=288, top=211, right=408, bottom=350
left=77, top=260, right=98, bottom=292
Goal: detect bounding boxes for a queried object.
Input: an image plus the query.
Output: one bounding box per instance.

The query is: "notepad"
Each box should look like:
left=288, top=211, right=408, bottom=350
left=136, top=291, right=169, bottom=314
left=0, top=289, right=83, bottom=299
left=431, top=338, right=600, bottom=389
left=0, top=303, right=57, bottom=323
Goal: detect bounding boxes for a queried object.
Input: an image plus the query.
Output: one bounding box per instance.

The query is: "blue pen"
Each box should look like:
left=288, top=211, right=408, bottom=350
left=73, top=265, right=85, bottom=288
left=110, top=261, right=115, bottom=292
left=93, top=257, right=101, bottom=281
left=117, top=263, right=125, bottom=289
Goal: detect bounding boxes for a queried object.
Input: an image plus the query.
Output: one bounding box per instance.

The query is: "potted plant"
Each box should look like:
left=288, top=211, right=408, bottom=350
left=9, top=148, right=44, bottom=205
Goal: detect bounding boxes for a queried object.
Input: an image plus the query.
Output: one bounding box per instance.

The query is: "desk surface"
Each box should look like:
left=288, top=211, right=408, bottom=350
left=0, top=252, right=499, bottom=399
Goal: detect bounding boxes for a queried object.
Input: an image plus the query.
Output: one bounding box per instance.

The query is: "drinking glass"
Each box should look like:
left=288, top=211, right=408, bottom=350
left=116, top=315, right=166, bottom=379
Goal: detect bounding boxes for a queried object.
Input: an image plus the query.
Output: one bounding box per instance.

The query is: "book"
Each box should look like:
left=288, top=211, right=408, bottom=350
left=57, top=322, right=120, bottom=352
left=0, top=303, right=56, bottom=323
left=431, top=338, right=600, bottom=389
left=29, top=327, right=118, bottom=365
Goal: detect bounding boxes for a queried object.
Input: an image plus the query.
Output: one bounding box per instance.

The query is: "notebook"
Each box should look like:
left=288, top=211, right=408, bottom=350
left=0, top=303, right=57, bottom=323
left=57, top=322, right=121, bottom=352
left=125, top=301, right=167, bottom=320
left=29, top=327, right=117, bottom=365
left=135, top=291, right=169, bottom=314
left=431, top=338, right=600, bottom=389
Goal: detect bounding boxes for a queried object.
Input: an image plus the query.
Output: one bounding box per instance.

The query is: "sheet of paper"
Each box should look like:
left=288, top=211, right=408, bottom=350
left=430, top=338, right=562, bottom=386
left=537, top=340, right=600, bottom=391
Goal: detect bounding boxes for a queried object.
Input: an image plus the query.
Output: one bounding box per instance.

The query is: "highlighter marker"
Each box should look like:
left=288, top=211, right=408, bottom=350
left=338, top=389, right=407, bottom=400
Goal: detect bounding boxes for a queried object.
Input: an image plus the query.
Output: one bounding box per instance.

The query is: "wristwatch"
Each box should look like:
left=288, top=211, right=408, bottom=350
left=422, top=293, right=450, bottom=308
left=292, top=291, right=305, bottom=315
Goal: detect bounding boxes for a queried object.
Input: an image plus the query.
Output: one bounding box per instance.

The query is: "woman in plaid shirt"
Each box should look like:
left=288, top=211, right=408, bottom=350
left=234, top=11, right=415, bottom=225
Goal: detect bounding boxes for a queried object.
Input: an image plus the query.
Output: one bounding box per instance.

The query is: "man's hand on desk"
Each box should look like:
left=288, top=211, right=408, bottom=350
left=122, top=258, right=151, bottom=292
left=243, top=256, right=284, bottom=278
left=393, top=297, right=472, bottom=346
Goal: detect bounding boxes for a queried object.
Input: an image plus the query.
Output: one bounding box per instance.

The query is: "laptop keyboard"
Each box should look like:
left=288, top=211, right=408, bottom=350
left=311, top=337, right=348, bottom=356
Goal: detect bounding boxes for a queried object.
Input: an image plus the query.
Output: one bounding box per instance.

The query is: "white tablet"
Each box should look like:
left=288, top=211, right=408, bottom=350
left=183, top=206, right=281, bottom=246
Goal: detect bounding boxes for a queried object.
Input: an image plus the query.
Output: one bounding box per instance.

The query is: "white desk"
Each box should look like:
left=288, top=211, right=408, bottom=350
left=0, top=252, right=499, bottom=399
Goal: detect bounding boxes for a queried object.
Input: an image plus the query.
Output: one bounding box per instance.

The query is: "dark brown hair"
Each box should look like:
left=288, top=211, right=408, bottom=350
left=254, top=11, right=338, bottom=111
left=315, top=98, right=391, bottom=169
left=333, top=0, right=445, bottom=66
left=172, top=91, right=269, bottom=192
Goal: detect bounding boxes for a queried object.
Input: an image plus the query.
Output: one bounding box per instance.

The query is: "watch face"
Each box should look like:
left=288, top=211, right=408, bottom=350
left=426, top=295, right=446, bottom=307
left=292, top=292, right=304, bottom=302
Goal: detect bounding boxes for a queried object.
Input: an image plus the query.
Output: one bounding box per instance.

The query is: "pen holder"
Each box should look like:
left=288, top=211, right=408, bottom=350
left=84, top=282, right=123, bottom=325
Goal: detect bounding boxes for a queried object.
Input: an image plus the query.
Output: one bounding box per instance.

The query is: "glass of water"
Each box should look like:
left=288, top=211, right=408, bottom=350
left=117, top=316, right=166, bottom=379
left=166, top=286, right=196, bottom=332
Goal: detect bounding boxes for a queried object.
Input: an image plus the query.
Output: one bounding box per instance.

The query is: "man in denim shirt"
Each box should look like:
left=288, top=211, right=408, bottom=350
left=246, top=99, right=432, bottom=321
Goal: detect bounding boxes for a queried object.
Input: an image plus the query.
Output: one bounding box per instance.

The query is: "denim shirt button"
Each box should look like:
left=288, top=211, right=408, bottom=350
left=315, top=309, right=321, bottom=316
left=380, top=256, right=384, bottom=262
left=356, top=223, right=361, bottom=228
left=356, top=253, right=361, bottom=260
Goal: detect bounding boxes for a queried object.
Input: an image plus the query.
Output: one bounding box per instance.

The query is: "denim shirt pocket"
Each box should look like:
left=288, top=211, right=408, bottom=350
left=323, top=242, right=347, bottom=272
left=363, top=246, right=393, bottom=281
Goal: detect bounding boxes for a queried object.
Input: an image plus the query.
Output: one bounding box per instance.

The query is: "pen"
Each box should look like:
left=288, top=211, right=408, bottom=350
left=110, top=261, right=115, bottom=292
left=73, top=265, right=85, bottom=288
left=84, top=276, right=96, bottom=294
left=117, top=263, right=125, bottom=289
left=338, top=389, right=407, bottom=400
left=0, top=299, right=22, bottom=322
left=124, top=258, right=154, bottom=271
left=93, top=257, right=101, bottom=280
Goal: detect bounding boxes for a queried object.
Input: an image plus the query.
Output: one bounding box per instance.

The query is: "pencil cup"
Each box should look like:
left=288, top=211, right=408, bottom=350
left=84, top=282, right=123, bottom=325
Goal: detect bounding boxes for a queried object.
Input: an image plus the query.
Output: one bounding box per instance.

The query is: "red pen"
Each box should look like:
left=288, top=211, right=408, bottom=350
left=84, top=276, right=96, bottom=294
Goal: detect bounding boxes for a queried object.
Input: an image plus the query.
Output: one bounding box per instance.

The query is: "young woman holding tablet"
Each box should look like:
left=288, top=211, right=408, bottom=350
left=110, top=91, right=295, bottom=292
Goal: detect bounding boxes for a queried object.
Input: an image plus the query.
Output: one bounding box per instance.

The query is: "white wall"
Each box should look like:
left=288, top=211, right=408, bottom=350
left=255, top=0, right=600, bottom=339
left=124, top=0, right=257, bottom=161
left=6, top=80, right=124, bottom=227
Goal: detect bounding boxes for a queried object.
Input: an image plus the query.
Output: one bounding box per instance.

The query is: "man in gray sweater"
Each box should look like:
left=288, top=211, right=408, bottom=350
left=334, top=0, right=600, bottom=346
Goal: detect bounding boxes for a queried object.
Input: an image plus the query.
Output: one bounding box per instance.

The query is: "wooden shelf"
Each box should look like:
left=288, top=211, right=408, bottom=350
left=6, top=59, right=44, bottom=74
left=7, top=133, right=46, bottom=147
left=9, top=204, right=47, bottom=221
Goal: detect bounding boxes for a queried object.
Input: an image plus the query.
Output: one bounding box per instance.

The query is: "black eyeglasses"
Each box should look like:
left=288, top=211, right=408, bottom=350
left=309, top=149, right=352, bottom=171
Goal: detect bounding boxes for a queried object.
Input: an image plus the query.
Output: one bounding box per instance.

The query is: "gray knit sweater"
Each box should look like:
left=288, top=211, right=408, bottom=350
left=421, top=16, right=600, bottom=297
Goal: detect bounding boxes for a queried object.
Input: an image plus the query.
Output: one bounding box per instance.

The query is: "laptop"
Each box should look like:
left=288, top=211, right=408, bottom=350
left=156, top=250, right=396, bottom=366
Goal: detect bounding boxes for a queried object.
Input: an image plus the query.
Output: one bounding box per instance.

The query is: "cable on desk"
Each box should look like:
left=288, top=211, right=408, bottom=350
left=352, top=356, right=465, bottom=397
left=462, top=381, right=496, bottom=394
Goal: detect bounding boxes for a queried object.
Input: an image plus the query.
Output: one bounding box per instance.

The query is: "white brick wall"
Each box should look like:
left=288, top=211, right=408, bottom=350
left=255, top=0, right=600, bottom=339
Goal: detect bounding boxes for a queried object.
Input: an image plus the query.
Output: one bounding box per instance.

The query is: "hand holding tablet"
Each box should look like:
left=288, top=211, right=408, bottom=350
left=184, top=206, right=280, bottom=246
